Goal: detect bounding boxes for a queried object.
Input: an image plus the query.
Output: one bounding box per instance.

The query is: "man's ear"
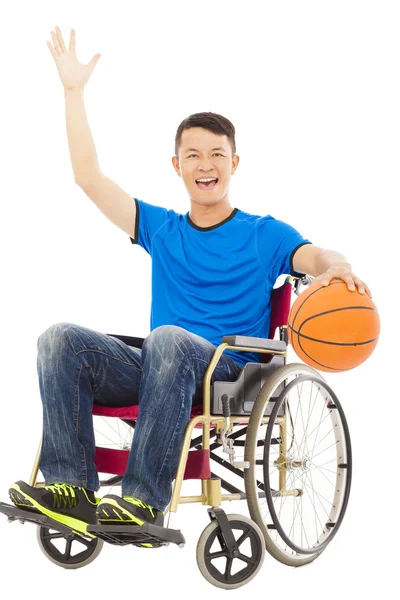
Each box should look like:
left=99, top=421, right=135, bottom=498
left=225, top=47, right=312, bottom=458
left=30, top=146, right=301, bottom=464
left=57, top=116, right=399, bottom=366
left=172, top=155, right=181, bottom=176
left=231, top=154, right=240, bottom=175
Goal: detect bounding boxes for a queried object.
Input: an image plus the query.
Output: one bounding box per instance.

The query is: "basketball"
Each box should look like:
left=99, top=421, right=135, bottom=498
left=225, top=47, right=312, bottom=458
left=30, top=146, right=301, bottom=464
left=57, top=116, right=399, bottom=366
left=287, top=277, right=380, bottom=373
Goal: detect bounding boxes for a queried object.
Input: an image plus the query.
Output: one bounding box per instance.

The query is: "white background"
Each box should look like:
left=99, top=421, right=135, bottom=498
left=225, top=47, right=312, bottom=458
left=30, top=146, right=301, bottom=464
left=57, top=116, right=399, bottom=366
left=0, top=0, right=398, bottom=596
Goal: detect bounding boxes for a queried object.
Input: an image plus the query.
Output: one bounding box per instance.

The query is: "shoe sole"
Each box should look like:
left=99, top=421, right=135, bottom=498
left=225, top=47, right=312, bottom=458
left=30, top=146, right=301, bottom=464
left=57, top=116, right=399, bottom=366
left=9, top=483, right=96, bottom=538
left=96, top=499, right=163, bottom=547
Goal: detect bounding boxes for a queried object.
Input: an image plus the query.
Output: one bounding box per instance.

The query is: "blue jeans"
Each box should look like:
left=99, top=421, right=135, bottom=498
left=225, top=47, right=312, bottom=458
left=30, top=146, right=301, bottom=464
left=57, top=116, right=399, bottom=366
left=36, top=323, right=243, bottom=512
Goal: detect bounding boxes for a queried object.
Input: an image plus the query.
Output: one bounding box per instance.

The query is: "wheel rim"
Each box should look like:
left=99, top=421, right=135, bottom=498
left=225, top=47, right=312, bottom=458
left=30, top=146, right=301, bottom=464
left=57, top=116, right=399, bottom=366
left=38, top=527, right=100, bottom=565
left=245, top=364, right=352, bottom=561
left=203, top=519, right=264, bottom=585
left=263, top=373, right=352, bottom=554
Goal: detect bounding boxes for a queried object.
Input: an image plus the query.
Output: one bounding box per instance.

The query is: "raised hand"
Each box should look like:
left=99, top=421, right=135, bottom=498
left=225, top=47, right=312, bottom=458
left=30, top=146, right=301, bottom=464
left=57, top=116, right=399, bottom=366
left=47, top=26, right=101, bottom=91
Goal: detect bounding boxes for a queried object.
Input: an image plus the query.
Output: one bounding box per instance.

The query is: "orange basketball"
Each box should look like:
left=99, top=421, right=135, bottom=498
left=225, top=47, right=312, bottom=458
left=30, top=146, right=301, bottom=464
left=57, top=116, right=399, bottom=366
left=287, top=277, right=380, bottom=373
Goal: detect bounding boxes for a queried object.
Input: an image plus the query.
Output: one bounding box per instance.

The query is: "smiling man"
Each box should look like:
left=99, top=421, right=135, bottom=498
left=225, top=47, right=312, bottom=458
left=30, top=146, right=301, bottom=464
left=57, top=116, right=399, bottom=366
left=9, top=25, right=372, bottom=548
left=171, top=116, right=371, bottom=296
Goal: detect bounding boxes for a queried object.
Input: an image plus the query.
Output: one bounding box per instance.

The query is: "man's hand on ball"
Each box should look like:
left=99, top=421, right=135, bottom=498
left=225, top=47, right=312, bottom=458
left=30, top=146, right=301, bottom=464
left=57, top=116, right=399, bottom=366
left=315, top=266, right=373, bottom=298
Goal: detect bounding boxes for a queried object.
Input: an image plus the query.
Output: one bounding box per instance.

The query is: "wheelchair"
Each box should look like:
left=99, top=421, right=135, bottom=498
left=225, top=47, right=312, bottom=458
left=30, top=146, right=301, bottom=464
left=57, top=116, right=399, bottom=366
left=0, top=275, right=352, bottom=589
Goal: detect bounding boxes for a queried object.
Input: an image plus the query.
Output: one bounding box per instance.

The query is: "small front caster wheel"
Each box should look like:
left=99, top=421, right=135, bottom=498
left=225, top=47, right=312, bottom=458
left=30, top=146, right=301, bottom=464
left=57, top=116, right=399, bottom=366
left=37, top=526, right=104, bottom=568
left=196, top=514, right=265, bottom=589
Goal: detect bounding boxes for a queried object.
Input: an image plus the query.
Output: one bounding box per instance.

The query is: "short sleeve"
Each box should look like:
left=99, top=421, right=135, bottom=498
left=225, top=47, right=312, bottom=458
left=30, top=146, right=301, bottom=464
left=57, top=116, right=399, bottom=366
left=129, top=198, right=170, bottom=255
left=257, top=215, right=312, bottom=279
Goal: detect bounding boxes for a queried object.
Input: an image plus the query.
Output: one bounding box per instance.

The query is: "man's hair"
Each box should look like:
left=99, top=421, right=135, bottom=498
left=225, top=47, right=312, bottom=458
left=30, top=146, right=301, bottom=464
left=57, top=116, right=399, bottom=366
left=174, top=112, right=236, bottom=158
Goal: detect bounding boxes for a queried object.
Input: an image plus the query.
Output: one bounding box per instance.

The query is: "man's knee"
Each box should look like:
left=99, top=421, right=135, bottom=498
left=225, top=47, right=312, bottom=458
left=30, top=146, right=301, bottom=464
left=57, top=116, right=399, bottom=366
left=37, top=322, right=76, bottom=354
left=143, top=325, right=196, bottom=359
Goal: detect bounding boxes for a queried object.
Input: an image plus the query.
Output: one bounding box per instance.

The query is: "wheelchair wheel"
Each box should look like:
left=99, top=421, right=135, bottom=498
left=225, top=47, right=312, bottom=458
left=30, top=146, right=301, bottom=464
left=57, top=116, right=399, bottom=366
left=244, top=363, right=352, bottom=567
left=37, top=526, right=104, bottom=568
left=196, top=514, right=265, bottom=589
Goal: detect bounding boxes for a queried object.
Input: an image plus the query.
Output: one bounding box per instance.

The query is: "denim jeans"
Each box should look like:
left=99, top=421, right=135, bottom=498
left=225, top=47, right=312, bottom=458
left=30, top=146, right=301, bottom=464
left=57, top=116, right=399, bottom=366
left=36, top=322, right=243, bottom=512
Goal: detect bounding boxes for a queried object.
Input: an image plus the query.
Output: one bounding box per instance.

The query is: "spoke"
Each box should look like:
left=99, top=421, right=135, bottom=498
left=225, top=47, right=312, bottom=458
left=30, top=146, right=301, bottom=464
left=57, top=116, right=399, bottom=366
left=75, top=536, right=93, bottom=548
left=308, top=462, right=337, bottom=488
left=297, top=382, right=322, bottom=460
left=209, top=550, right=228, bottom=559
left=100, top=417, right=124, bottom=440
left=64, top=537, right=73, bottom=558
left=43, top=531, right=65, bottom=540
left=236, top=529, right=251, bottom=547
left=314, top=457, right=338, bottom=468
left=315, top=464, right=341, bottom=476
left=285, top=488, right=311, bottom=549
left=283, top=403, right=335, bottom=458
left=311, top=439, right=340, bottom=461
left=93, top=428, right=120, bottom=447
left=301, top=472, right=326, bottom=529
left=302, top=477, right=335, bottom=515
left=309, top=428, right=337, bottom=459
left=237, top=552, right=257, bottom=566
left=224, top=557, right=233, bottom=580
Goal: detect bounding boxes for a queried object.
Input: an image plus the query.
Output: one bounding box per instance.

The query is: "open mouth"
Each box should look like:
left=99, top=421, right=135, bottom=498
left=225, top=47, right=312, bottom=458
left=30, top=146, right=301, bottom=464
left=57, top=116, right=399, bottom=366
left=195, top=178, right=218, bottom=190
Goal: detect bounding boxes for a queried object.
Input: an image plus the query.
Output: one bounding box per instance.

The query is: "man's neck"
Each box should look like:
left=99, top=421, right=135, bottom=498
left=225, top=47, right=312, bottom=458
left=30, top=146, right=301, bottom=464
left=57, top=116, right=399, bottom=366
left=189, top=200, right=234, bottom=228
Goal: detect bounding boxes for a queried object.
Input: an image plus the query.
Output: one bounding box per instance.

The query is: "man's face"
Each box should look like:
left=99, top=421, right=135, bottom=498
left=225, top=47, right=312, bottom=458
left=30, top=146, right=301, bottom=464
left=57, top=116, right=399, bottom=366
left=172, top=127, right=239, bottom=205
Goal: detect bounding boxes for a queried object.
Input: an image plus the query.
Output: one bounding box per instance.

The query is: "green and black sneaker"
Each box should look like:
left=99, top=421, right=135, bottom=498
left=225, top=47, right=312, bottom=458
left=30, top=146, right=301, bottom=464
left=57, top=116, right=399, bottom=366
left=96, top=494, right=165, bottom=547
left=9, top=480, right=99, bottom=538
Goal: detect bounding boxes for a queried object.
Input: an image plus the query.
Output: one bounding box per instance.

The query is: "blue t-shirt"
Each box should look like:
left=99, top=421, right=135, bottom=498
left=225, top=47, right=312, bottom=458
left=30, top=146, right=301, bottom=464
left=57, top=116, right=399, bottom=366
left=129, top=198, right=312, bottom=368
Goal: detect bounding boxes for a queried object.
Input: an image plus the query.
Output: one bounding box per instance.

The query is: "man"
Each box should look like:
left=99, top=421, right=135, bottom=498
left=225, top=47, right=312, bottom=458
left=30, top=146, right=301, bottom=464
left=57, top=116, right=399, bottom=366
left=9, top=27, right=371, bottom=544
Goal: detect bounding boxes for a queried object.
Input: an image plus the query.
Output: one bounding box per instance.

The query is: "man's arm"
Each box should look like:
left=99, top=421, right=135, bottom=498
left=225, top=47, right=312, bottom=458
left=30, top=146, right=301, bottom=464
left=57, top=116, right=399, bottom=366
left=292, top=244, right=372, bottom=297
left=64, top=89, right=137, bottom=238
left=46, top=27, right=137, bottom=237
left=64, top=87, right=100, bottom=184
left=292, top=245, right=351, bottom=277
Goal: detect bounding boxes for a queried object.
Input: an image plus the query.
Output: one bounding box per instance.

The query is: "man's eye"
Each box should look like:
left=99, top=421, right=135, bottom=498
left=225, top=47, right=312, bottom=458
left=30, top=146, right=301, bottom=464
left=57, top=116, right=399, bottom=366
left=187, top=153, right=224, bottom=158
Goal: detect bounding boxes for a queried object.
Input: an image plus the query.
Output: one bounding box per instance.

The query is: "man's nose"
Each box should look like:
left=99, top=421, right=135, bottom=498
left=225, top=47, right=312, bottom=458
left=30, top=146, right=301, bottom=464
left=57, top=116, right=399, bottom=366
left=199, top=162, right=215, bottom=170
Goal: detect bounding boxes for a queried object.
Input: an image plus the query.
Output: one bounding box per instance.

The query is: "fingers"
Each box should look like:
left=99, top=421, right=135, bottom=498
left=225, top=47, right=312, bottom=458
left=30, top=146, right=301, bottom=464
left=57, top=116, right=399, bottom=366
left=47, top=25, right=70, bottom=59
left=46, top=39, right=58, bottom=61
left=69, top=28, right=76, bottom=53
left=365, top=284, right=373, bottom=298
left=55, top=25, right=67, bottom=53
left=316, top=272, right=373, bottom=298
left=344, top=275, right=356, bottom=291
left=353, top=278, right=373, bottom=298
left=315, top=274, right=331, bottom=286
left=51, top=30, right=61, bottom=57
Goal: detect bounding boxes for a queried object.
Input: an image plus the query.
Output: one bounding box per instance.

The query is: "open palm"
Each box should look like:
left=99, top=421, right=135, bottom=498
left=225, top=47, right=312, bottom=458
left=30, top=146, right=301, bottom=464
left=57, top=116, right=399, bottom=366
left=47, top=26, right=101, bottom=91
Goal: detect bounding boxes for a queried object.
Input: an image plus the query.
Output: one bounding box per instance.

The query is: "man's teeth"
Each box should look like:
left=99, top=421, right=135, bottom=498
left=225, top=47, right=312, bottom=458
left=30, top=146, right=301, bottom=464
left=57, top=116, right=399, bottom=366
left=196, top=178, right=217, bottom=182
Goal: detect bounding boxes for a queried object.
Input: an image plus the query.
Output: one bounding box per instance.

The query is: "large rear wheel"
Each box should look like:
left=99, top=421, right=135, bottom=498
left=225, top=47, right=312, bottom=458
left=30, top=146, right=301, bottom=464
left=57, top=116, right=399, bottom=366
left=244, top=363, right=352, bottom=566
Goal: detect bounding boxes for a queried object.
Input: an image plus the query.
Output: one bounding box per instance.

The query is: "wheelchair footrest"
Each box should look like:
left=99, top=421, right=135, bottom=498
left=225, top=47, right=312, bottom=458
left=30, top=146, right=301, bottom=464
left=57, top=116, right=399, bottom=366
left=0, top=501, right=76, bottom=536
left=87, top=522, right=185, bottom=547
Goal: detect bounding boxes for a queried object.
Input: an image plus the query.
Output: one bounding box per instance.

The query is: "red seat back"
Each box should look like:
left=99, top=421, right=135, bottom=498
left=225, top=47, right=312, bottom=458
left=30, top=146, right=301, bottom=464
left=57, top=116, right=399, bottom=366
left=259, top=280, right=292, bottom=363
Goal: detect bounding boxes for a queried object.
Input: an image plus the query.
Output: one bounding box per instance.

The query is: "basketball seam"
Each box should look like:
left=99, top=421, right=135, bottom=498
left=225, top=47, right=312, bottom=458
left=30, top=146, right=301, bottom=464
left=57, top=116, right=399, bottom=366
left=288, top=325, right=379, bottom=347
left=291, top=279, right=343, bottom=331
left=297, top=335, right=345, bottom=371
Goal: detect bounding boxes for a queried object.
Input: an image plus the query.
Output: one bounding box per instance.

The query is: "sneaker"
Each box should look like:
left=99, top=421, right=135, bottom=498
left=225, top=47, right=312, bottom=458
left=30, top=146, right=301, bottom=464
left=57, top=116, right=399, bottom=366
left=9, top=480, right=99, bottom=537
left=97, top=494, right=164, bottom=526
left=96, top=494, right=164, bottom=547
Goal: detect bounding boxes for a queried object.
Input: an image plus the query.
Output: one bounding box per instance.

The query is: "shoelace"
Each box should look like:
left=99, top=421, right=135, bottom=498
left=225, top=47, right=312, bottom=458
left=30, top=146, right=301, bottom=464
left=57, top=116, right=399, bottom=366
left=45, top=483, right=82, bottom=508
left=123, top=496, right=156, bottom=517
left=45, top=483, right=81, bottom=497
left=44, top=483, right=99, bottom=507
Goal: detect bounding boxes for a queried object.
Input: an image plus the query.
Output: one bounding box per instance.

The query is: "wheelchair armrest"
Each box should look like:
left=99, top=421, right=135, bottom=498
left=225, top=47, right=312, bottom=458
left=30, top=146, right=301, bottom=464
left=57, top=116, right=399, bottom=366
left=221, top=335, right=286, bottom=353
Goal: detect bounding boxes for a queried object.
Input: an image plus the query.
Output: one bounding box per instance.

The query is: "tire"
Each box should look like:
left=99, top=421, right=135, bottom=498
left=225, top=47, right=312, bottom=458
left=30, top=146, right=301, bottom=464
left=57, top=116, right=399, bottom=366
left=37, top=525, right=104, bottom=569
left=244, top=362, right=352, bottom=567
left=196, top=513, right=265, bottom=589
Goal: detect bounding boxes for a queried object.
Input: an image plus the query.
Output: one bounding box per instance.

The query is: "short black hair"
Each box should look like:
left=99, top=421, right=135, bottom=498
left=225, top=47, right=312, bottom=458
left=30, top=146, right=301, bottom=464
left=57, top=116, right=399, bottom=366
left=174, top=112, right=236, bottom=158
